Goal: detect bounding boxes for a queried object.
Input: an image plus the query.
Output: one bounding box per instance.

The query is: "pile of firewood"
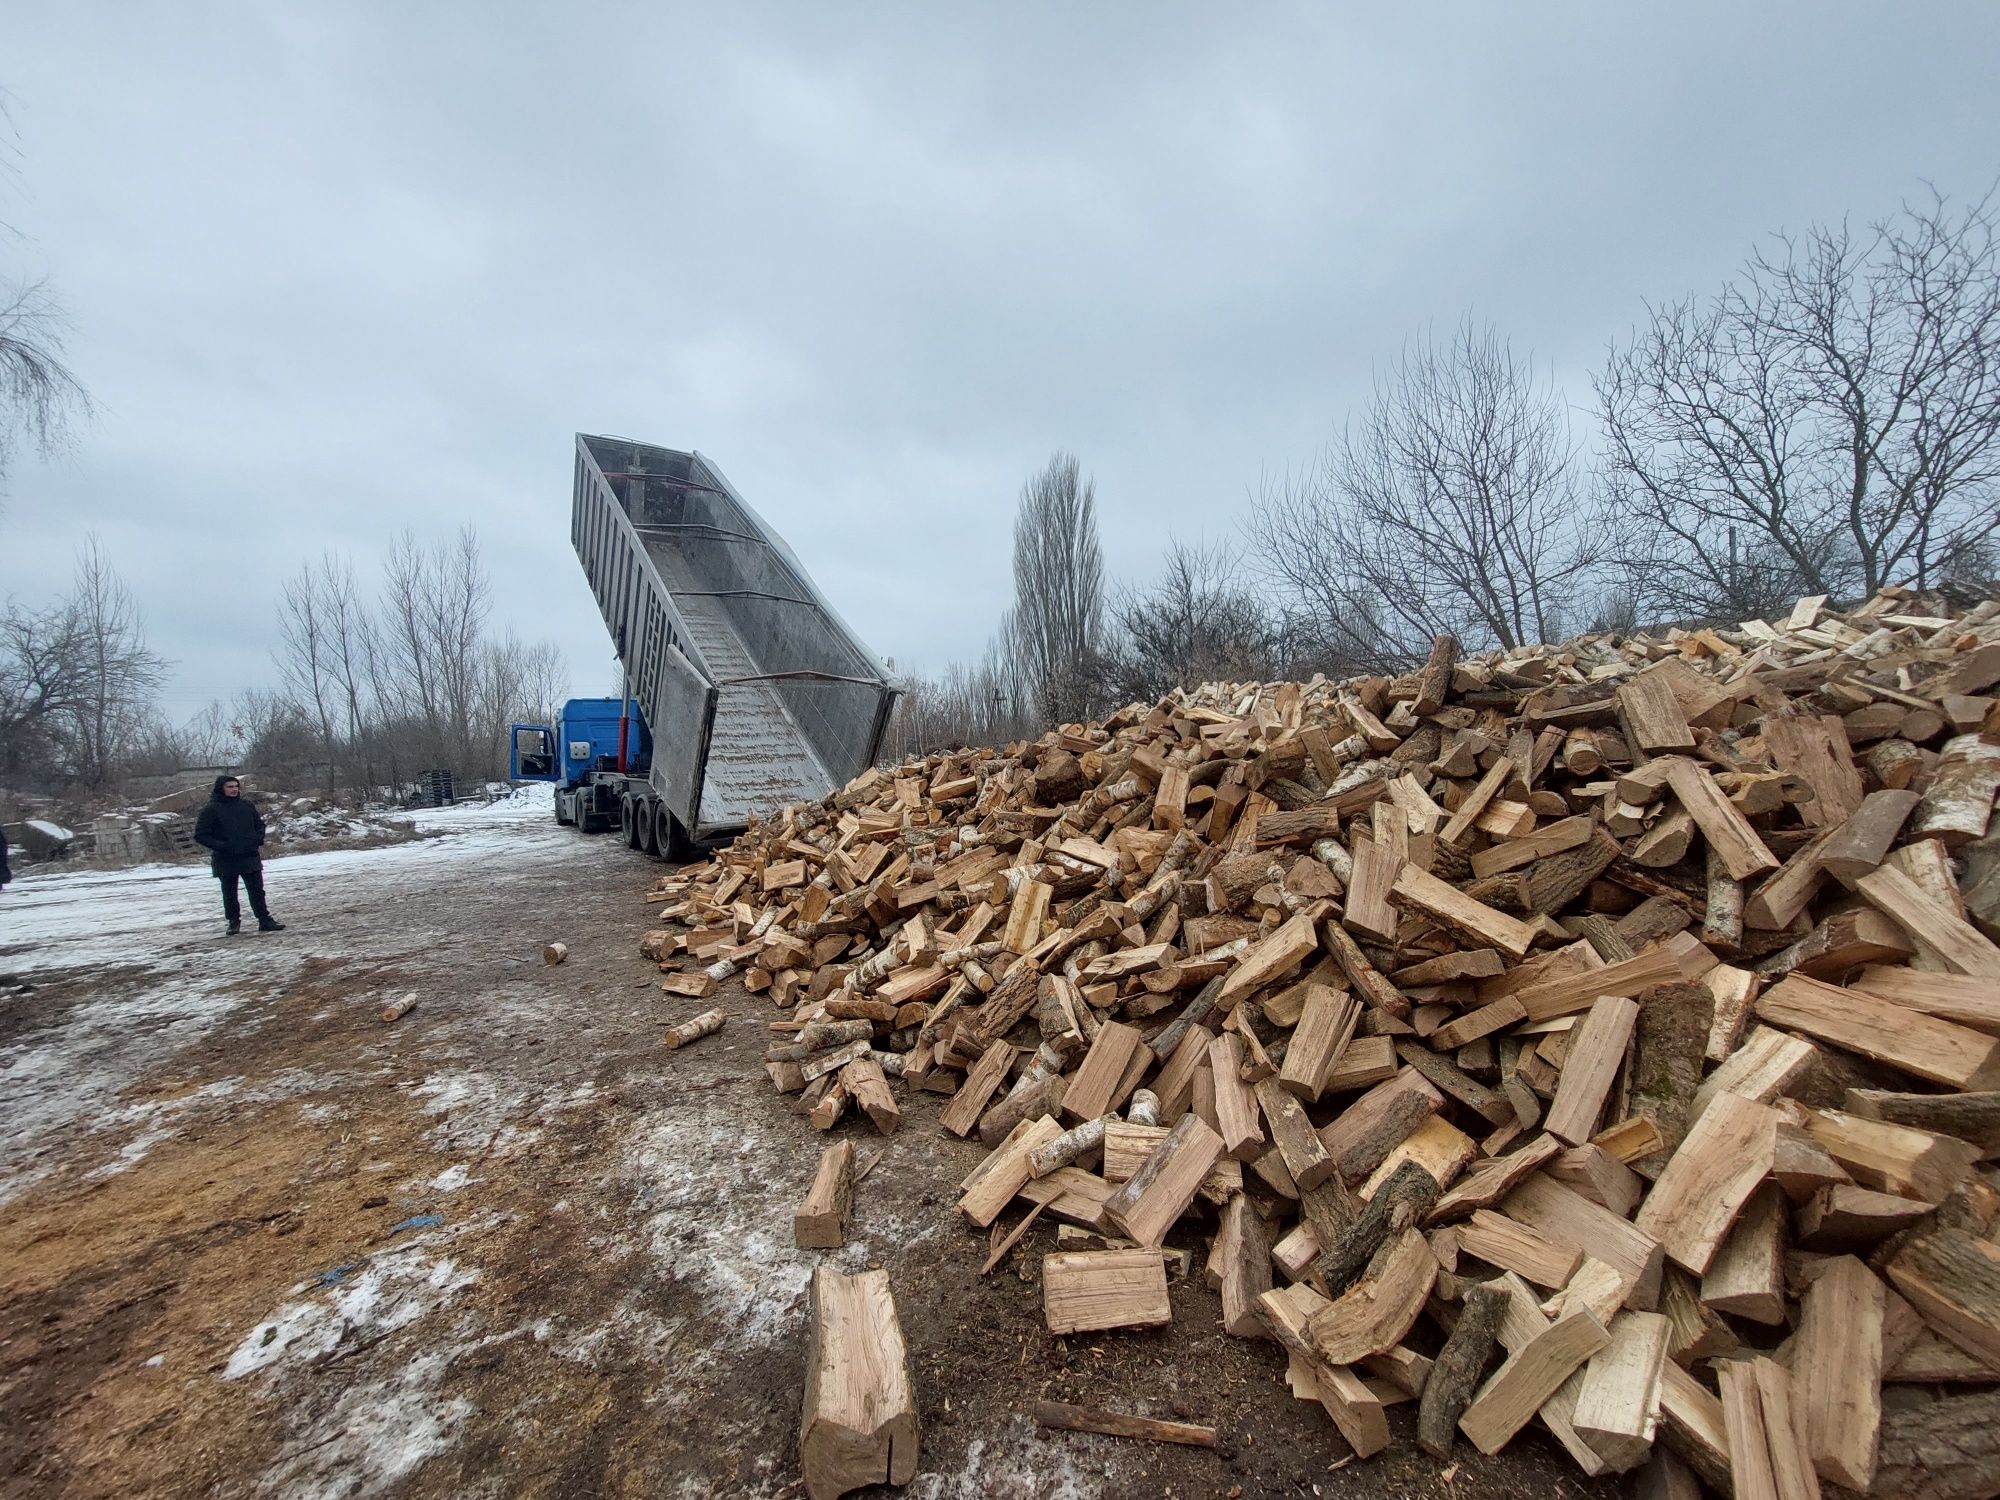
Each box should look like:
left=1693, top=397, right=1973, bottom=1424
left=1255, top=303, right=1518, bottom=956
left=646, top=586, right=2000, bottom=1499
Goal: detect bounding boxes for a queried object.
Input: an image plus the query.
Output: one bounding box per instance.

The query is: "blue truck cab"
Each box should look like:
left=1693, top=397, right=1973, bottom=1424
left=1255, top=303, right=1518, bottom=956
left=510, top=697, right=652, bottom=834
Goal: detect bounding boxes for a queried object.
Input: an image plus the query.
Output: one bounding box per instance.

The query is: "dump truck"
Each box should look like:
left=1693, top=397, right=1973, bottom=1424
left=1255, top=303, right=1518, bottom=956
left=509, top=434, right=896, bottom=857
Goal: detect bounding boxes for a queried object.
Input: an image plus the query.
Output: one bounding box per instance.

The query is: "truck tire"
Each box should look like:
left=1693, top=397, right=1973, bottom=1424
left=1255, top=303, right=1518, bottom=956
left=620, top=794, right=640, bottom=848
left=635, top=798, right=661, bottom=858
left=660, top=810, right=694, bottom=863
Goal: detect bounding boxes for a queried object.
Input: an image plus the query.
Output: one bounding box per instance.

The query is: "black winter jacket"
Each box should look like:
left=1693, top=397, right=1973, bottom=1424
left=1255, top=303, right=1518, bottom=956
left=193, top=778, right=267, bottom=877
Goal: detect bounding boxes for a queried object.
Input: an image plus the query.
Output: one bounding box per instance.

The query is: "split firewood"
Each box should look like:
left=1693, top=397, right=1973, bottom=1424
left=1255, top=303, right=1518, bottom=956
left=796, top=1141, right=855, bottom=1249
left=1417, top=1277, right=1508, bottom=1457
left=629, top=585, right=2000, bottom=1486
left=800, top=1267, right=919, bottom=1500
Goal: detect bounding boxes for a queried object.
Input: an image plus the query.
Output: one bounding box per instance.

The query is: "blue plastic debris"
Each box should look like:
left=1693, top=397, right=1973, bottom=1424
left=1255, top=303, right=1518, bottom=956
left=315, top=1262, right=360, bottom=1286
left=389, top=1213, right=443, bottom=1234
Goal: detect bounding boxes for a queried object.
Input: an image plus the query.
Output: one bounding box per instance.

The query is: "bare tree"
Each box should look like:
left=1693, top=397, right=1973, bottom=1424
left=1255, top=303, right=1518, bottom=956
left=275, top=562, right=339, bottom=794
left=316, top=555, right=378, bottom=788
left=1249, top=318, right=1601, bottom=668
left=66, top=536, right=167, bottom=785
left=515, top=638, right=570, bottom=731
left=1598, top=187, right=2000, bottom=617
left=0, top=278, right=90, bottom=491
left=1105, top=537, right=1280, bottom=700
left=1010, top=452, right=1105, bottom=725
left=0, top=594, right=85, bottom=779
left=372, top=527, right=491, bottom=777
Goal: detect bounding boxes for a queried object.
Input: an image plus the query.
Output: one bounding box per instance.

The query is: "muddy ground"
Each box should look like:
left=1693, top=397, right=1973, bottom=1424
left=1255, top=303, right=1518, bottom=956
left=0, top=797, right=1612, bottom=1499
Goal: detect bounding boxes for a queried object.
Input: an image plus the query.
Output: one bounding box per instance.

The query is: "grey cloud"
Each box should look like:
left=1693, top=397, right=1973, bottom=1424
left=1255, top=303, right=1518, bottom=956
left=4, top=3, right=1997, bottom=715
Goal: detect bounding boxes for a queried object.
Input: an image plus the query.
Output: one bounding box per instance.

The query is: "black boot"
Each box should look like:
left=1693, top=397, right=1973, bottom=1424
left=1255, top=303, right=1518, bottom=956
left=258, top=916, right=286, bottom=932
left=226, top=919, right=242, bottom=935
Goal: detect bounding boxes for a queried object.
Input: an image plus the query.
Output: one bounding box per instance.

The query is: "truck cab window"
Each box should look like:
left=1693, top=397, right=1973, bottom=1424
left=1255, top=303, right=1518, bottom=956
left=517, top=728, right=555, bottom=778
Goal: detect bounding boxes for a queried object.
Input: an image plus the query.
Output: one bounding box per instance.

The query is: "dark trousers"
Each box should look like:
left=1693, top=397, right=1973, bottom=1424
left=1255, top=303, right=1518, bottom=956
left=219, top=866, right=272, bottom=924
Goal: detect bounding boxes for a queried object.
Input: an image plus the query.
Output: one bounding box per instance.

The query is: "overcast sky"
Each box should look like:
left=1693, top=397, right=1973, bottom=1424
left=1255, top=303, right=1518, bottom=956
left=4, top=4, right=1997, bottom=719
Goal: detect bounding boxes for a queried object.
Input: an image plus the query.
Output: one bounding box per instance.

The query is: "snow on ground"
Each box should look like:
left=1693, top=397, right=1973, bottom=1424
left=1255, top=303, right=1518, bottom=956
left=0, top=785, right=588, bottom=1204
left=224, top=1217, right=491, bottom=1500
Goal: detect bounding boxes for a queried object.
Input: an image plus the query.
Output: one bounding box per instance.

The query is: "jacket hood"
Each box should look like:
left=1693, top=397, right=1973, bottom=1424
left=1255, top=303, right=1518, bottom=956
left=210, top=775, right=244, bottom=800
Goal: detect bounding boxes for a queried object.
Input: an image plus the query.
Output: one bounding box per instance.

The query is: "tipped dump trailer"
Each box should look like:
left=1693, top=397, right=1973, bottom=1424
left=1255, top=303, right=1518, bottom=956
left=509, top=434, right=896, bottom=856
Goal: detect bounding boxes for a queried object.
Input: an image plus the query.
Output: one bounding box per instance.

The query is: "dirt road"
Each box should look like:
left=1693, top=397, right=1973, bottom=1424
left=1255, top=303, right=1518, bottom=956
left=0, top=793, right=1598, bottom=1500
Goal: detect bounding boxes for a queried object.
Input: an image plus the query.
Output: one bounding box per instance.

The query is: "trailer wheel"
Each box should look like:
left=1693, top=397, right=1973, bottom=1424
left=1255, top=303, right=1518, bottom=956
left=620, top=794, right=640, bottom=848
left=655, top=810, right=688, bottom=863
left=635, top=798, right=658, bottom=856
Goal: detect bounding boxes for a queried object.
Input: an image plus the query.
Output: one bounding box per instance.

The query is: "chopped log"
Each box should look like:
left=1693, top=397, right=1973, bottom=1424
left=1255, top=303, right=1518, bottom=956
left=1217, top=910, right=1323, bottom=1009
left=1062, top=1021, right=1147, bottom=1125
left=1416, top=1277, right=1508, bottom=1458
left=1819, top=788, right=1923, bottom=885
left=1458, top=1309, right=1610, bottom=1456
left=1804, top=1107, right=1980, bottom=1203
left=1796, top=1184, right=1932, bottom=1251
left=1857, top=866, right=2000, bottom=979
left=543, top=941, right=568, bottom=965
left=1659, top=1361, right=1734, bottom=1495
left=1041, top=1248, right=1171, bottom=1337
left=1414, top=633, right=1459, bottom=716
left=1458, top=1209, right=1583, bottom=1288
left=841, top=1055, right=900, bottom=1134
left=1845, top=1087, right=2000, bottom=1156
left=1792, top=1253, right=1883, bottom=1491
left=1912, top=733, right=2000, bottom=846
left=1103, top=1113, right=1226, bottom=1248
left=1207, top=1032, right=1264, bottom=1160
left=1572, top=1311, right=1672, bottom=1473
left=1635, top=1092, right=1781, bottom=1275
left=1664, top=757, right=1779, bottom=880
left=1546, top=994, right=1640, bottom=1144
left=1255, top=1078, right=1335, bottom=1190
left=379, top=991, right=417, bottom=1023
left=1717, top=1359, right=1782, bottom=1500
left=1315, top=1160, right=1439, bottom=1294
left=1506, top=1173, right=1665, bottom=1311
left=800, top=1267, right=919, bottom=1500
left=940, top=1040, right=1016, bottom=1138
left=1279, top=984, right=1359, bottom=1101
left=1690, top=1025, right=1819, bottom=1126
left=1345, top=837, right=1403, bottom=942
left=1257, top=1281, right=1392, bottom=1457
left=1391, top=862, right=1537, bottom=959
left=1027, top=1116, right=1107, bottom=1178
left=1030, top=1399, right=1219, bottom=1449
left=1866, top=1388, right=2000, bottom=1500
left=1321, top=1069, right=1443, bottom=1184
left=1886, top=1228, right=2000, bottom=1366
left=1701, top=1183, right=1787, bottom=1324
left=1216, top=1193, right=1272, bottom=1338
left=1756, top=974, right=2000, bottom=1090
left=958, top=1115, right=1063, bottom=1227
left=664, top=1008, right=726, bottom=1049
left=1306, top=1227, right=1436, bottom=1364
left=1850, top=967, right=2000, bottom=1037
left=796, top=1141, right=856, bottom=1249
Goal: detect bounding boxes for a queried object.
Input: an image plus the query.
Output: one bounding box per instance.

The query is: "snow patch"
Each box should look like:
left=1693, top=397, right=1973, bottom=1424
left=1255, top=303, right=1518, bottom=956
left=255, top=1347, right=472, bottom=1500
left=909, top=1421, right=1106, bottom=1499
left=224, top=1249, right=479, bottom=1379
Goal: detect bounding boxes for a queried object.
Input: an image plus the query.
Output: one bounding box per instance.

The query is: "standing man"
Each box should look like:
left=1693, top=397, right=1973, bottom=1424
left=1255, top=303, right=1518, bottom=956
left=193, top=775, right=286, bottom=934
